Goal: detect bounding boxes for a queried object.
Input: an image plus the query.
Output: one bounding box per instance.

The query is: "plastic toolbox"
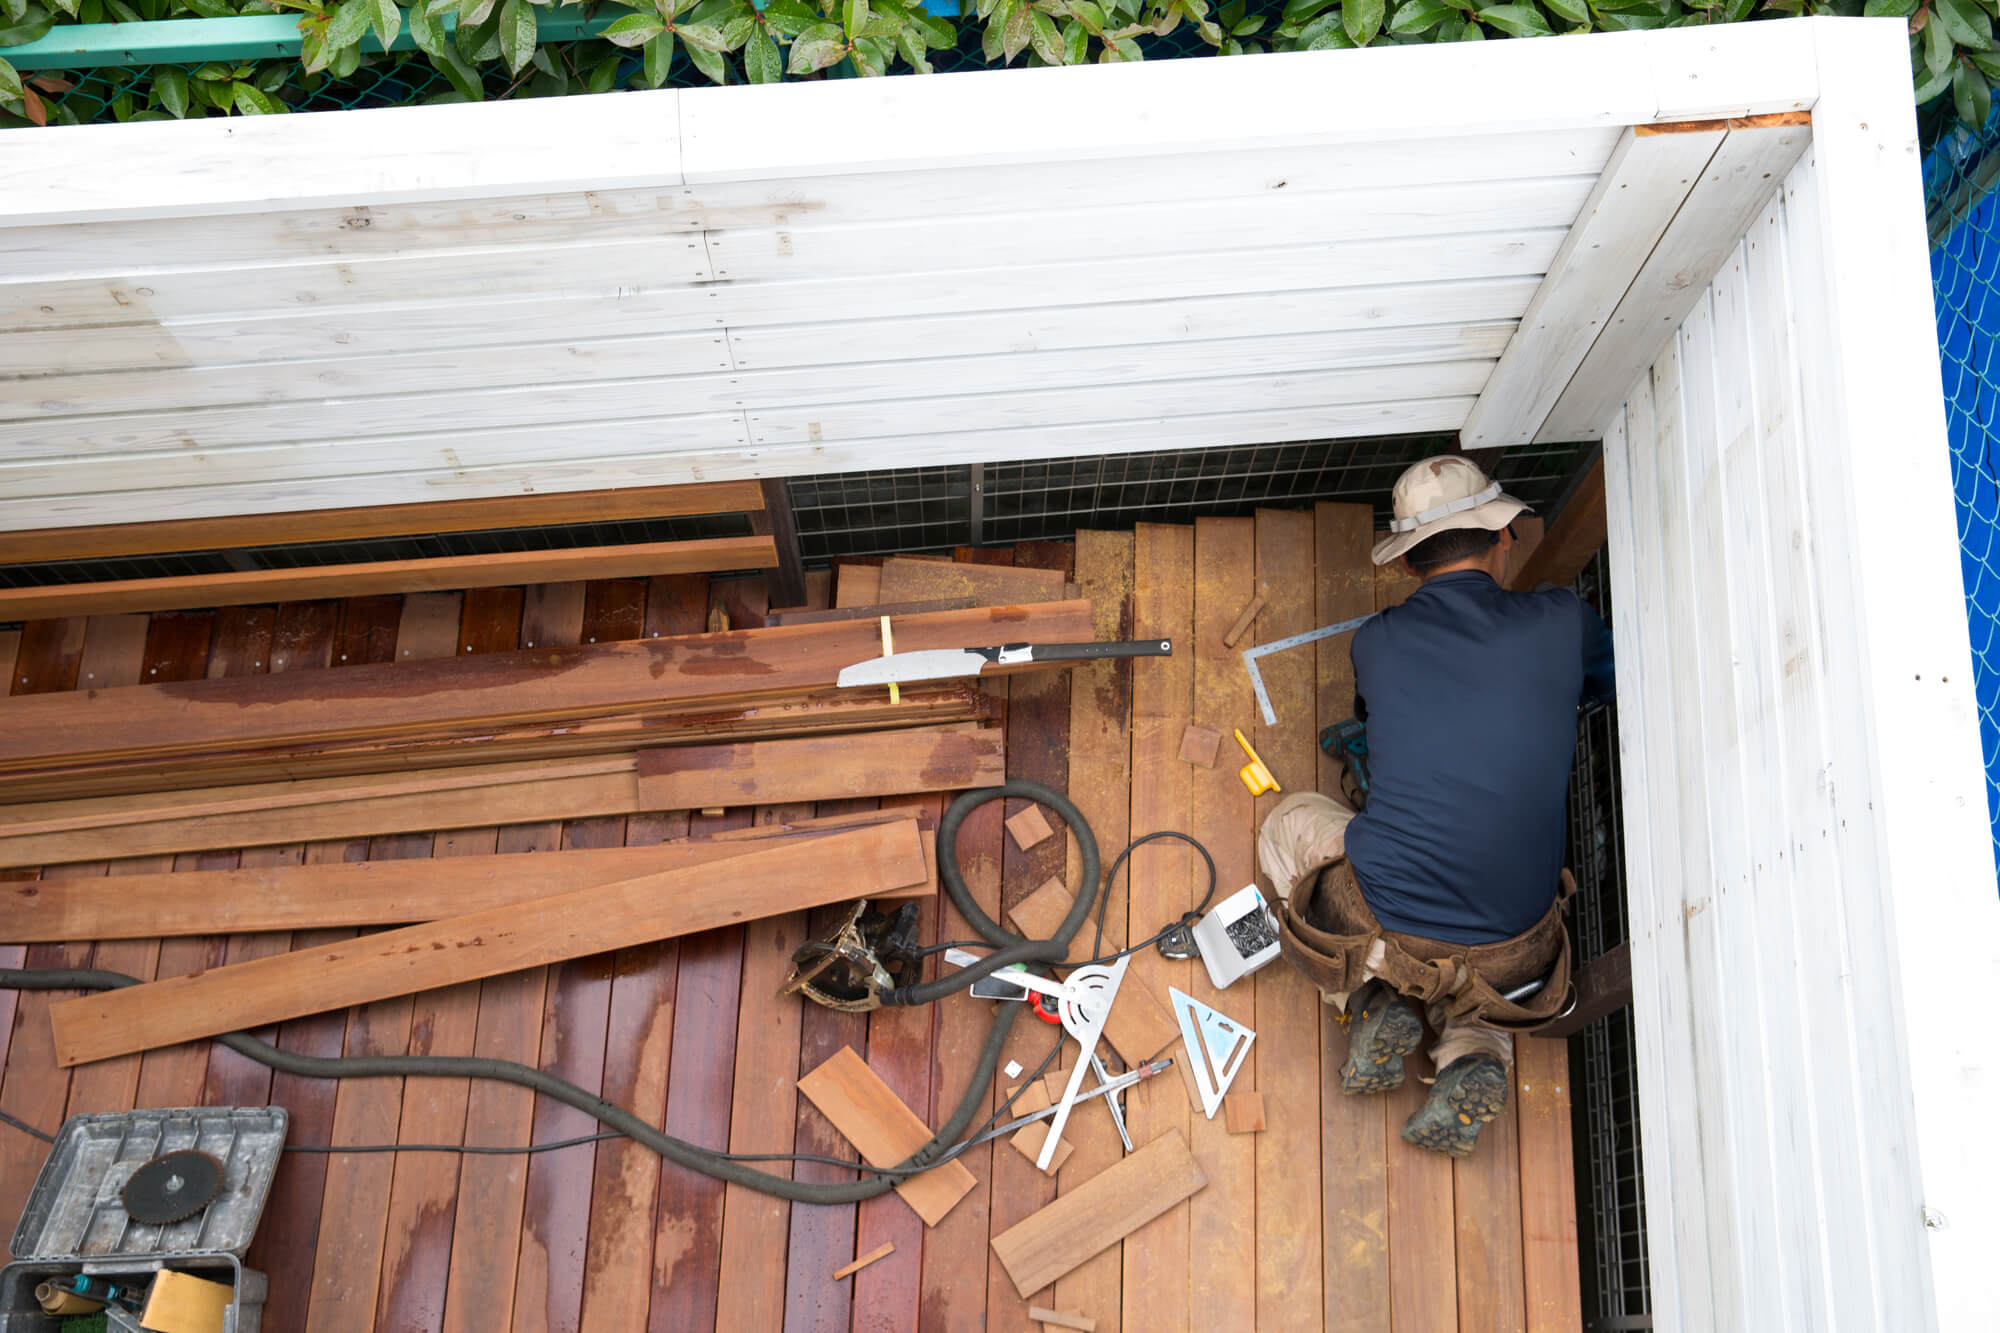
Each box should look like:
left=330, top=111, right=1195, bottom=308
left=1, top=1106, right=286, bottom=1333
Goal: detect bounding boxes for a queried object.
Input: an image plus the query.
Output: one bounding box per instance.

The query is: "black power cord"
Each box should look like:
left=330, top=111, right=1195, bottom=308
left=0, top=780, right=1136, bottom=1196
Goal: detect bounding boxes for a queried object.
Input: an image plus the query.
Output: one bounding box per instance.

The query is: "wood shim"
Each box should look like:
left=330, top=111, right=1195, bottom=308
left=1007, top=878, right=1182, bottom=1064
left=876, top=558, right=1068, bottom=606
left=1177, top=723, right=1223, bottom=768
left=1004, top=805, right=1055, bottom=851
left=0, top=809, right=932, bottom=942
left=989, top=1129, right=1207, bottom=1298
left=0, top=600, right=1093, bottom=774
left=1029, top=1308, right=1098, bottom=1332
left=797, top=1045, right=977, bottom=1228
left=1225, top=1090, right=1267, bottom=1135
left=831, top=1242, right=895, bottom=1282
left=49, top=819, right=926, bottom=1068
left=636, top=724, right=1004, bottom=810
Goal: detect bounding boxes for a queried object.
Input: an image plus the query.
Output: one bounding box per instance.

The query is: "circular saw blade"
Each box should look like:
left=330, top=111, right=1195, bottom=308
left=120, top=1149, right=224, bottom=1226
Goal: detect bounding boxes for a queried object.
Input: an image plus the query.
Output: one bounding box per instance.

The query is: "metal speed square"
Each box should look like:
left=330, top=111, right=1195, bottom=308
left=1168, top=988, right=1255, bottom=1119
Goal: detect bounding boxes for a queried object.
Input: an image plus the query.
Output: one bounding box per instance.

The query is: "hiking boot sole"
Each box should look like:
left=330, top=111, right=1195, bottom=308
left=1401, top=1056, right=1509, bottom=1158
left=1339, top=985, right=1423, bottom=1094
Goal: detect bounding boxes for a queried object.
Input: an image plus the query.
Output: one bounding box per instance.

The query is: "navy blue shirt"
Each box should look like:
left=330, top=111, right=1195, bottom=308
left=1343, top=570, right=1615, bottom=945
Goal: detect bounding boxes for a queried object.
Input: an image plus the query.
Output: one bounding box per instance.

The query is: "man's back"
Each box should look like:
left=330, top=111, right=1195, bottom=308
left=1343, top=570, right=1613, bottom=945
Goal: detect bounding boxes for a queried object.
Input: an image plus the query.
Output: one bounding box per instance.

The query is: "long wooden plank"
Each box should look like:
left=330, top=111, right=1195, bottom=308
left=50, top=617, right=158, bottom=1130
left=304, top=593, right=450, bottom=1333
left=565, top=576, right=675, bottom=1333
left=1313, top=502, right=1390, bottom=1333
left=1, top=809, right=932, bottom=941
left=1516, top=1036, right=1582, bottom=1332
left=1051, top=529, right=1135, bottom=1333
left=504, top=580, right=601, bottom=1333
left=0, top=679, right=994, bottom=804
left=369, top=594, right=483, bottom=1333
left=0, top=617, right=94, bottom=1255
left=1252, top=508, right=1325, bottom=1333
left=0, top=481, right=765, bottom=565
left=1189, top=516, right=1259, bottom=1332
left=877, top=557, right=1068, bottom=606
left=0, top=762, right=644, bottom=868
left=634, top=724, right=1005, bottom=810
left=49, top=820, right=927, bottom=1067
left=852, top=792, right=939, bottom=1332
left=798, top=1045, right=978, bottom=1229
left=991, top=1129, right=1208, bottom=1299
left=714, top=802, right=813, bottom=1333
left=0, top=600, right=1092, bottom=768
left=781, top=899, right=869, bottom=1333
left=0, top=536, right=780, bottom=621
left=1123, top=522, right=1196, bottom=1333
left=238, top=599, right=346, bottom=1333
left=648, top=805, right=748, bottom=1333
left=982, top=541, right=1072, bottom=1331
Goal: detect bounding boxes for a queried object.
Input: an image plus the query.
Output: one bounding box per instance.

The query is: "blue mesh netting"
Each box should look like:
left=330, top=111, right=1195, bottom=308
left=1927, top=117, right=2000, bottom=880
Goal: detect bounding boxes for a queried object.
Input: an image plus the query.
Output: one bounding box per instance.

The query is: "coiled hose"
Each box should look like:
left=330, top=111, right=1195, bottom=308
left=0, top=778, right=1097, bottom=1205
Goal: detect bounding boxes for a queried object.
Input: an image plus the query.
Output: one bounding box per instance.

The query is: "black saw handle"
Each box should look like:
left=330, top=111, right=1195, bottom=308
left=1029, top=639, right=1172, bottom=662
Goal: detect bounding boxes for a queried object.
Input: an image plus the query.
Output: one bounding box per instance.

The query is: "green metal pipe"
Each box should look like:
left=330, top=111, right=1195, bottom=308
left=2, top=11, right=612, bottom=70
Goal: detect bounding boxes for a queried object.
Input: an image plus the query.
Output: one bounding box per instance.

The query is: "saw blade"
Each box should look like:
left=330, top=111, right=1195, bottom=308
left=120, top=1149, right=224, bottom=1225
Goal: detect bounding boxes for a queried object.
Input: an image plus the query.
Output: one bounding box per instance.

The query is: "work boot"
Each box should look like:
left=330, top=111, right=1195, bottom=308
left=1400, top=1055, right=1509, bottom=1158
left=1338, top=981, right=1424, bottom=1094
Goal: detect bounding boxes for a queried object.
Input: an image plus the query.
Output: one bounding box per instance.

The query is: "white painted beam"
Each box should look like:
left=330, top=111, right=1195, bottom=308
left=0, top=92, right=683, bottom=227
left=1461, top=123, right=1725, bottom=448
left=1792, top=16, right=2000, bottom=1326
left=1535, top=112, right=1812, bottom=443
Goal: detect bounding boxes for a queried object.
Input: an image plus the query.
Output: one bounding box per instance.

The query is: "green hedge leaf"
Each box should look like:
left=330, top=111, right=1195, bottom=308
left=1476, top=2, right=1550, bottom=35
left=0, top=55, right=18, bottom=101
left=1390, top=0, right=1452, bottom=28
left=232, top=80, right=286, bottom=113
left=499, top=0, right=535, bottom=72
left=1030, top=6, right=1064, bottom=58
left=1939, top=0, right=1994, bottom=50
left=789, top=19, right=848, bottom=70
left=407, top=0, right=445, bottom=53
left=153, top=65, right=191, bottom=115
left=677, top=19, right=730, bottom=49
left=604, top=9, right=666, bottom=44
left=762, top=0, right=818, bottom=32
left=687, top=32, right=728, bottom=78
left=367, top=0, right=400, bottom=46
left=1002, top=0, right=1033, bottom=58
left=1928, top=11, right=1955, bottom=75
left=852, top=29, right=889, bottom=71
left=743, top=26, right=780, bottom=78
left=0, top=5, right=55, bottom=43
left=1917, top=60, right=1955, bottom=102
left=1543, top=0, right=1585, bottom=21
left=1959, top=58, right=1994, bottom=126
left=1345, top=0, right=1385, bottom=41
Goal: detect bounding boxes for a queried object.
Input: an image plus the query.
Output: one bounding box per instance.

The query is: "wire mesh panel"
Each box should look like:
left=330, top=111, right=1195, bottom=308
left=1928, top=118, right=2000, bottom=883
left=1564, top=548, right=1650, bottom=1329
left=789, top=436, right=1590, bottom=560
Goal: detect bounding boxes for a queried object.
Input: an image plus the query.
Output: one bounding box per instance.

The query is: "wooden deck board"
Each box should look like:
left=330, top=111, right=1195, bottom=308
left=0, top=523, right=1581, bottom=1332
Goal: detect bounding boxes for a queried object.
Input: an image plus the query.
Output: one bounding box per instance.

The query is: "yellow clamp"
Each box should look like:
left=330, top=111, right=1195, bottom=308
left=1233, top=728, right=1280, bottom=796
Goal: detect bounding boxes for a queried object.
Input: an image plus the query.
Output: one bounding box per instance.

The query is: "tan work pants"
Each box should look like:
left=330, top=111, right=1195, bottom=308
left=1256, top=791, right=1518, bottom=1073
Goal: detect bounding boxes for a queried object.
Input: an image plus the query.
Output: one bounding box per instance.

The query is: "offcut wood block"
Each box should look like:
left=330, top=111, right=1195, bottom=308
left=1178, top=723, right=1223, bottom=768
left=1225, top=1090, right=1266, bottom=1135
left=1006, top=805, right=1055, bottom=851
left=1031, top=1307, right=1098, bottom=1331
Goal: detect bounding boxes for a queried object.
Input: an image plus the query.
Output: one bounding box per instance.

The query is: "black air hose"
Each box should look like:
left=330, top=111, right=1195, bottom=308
left=0, top=778, right=1099, bottom=1204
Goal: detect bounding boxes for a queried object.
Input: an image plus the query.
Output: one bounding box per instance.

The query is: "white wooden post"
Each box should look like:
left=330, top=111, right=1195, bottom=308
left=1603, top=18, right=1999, bottom=1327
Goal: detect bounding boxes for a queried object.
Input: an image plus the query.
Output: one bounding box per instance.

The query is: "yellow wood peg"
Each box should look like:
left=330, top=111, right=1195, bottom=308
left=1233, top=728, right=1280, bottom=796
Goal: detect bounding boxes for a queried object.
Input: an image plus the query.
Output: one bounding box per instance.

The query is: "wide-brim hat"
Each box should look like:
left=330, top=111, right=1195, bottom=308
left=1371, top=455, right=1531, bottom=566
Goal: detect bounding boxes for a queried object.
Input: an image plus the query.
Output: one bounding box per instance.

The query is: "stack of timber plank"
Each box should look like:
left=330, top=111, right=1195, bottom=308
left=1, top=594, right=1098, bottom=1069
